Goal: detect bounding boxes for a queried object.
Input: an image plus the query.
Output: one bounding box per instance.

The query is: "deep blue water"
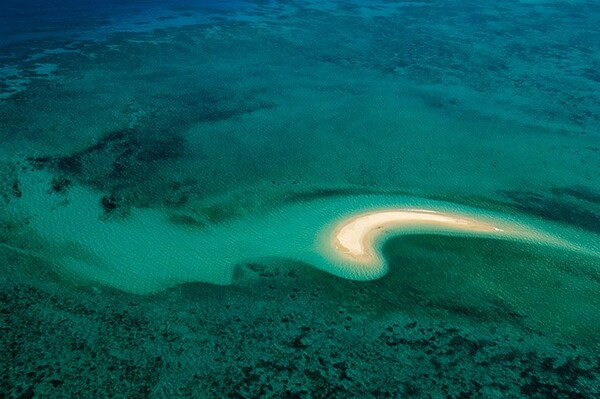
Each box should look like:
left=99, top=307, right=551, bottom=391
left=0, top=0, right=248, bottom=47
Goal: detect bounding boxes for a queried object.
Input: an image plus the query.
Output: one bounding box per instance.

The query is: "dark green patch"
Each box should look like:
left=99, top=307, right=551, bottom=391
left=27, top=128, right=187, bottom=212
left=283, top=187, right=412, bottom=204
left=284, top=188, right=372, bottom=203
left=167, top=214, right=206, bottom=229
left=50, top=177, right=71, bottom=194
left=500, top=189, right=600, bottom=233
left=201, top=203, right=241, bottom=224
left=0, top=163, right=22, bottom=204
left=551, top=185, right=600, bottom=204
left=100, top=196, right=118, bottom=214
left=582, top=66, right=600, bottom=83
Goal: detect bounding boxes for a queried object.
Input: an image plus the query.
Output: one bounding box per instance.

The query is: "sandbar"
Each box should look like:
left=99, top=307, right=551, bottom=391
left=330, top=209, right=508, bottom=266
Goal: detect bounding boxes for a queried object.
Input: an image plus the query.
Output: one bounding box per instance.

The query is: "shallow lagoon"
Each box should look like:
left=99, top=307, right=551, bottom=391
left=1, top=0, right=599, bottom=397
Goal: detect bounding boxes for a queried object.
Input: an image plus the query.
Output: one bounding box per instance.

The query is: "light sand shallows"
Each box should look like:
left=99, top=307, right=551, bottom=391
left=7, top=169, right=595, bottom=294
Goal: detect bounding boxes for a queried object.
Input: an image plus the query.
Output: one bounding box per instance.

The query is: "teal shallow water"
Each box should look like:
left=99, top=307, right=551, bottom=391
left=1, top=0, right=600, bottom=397
left=5, top=166, right=597, bottom=287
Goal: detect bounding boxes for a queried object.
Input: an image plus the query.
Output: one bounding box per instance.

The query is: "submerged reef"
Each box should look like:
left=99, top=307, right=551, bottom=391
left=500, top=188, right=600, bottom=234
left=2, top=261, right=599, bottom=398
left=27, top=128, right=189, bottom=214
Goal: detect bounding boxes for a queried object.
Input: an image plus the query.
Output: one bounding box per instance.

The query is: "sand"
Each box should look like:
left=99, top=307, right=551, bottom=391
left=323, top=207, right=598, bottom=282
left=329, top=209, right=514, bottom=266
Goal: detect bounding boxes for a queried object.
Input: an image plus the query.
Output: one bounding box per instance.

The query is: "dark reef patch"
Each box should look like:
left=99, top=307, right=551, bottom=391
left=26, top=127, right=190, bottom=214
left=135, top=89, right=277, bottom=127
left=284, top=188, right=375, bottom=203
left=50, top=177, right=71, bottom=194
left=296, top=2, right=600, bottom=128
left=551, top=185, right=600, bottom=205
left=583, top=66, right=600, bottom=83
left=2, top=270, right=599, bottom=399
left=29, top=128, right=184, bottom=181
left=283, top=187, right=412, bottom=204
left=100, top=196, right=118, bottom=214
left=167, top=214, right=206, bottom=229
left=499, top=189, right=600, bottom=233
left=0, top=162, right=22, bottom=204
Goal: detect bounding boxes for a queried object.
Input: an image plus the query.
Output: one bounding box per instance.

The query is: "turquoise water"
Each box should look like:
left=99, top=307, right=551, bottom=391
left=1, top=1, right=599, bottom=397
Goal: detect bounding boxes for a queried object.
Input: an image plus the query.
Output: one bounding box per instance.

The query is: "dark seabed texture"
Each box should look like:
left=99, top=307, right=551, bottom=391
left=1, top=0, right=600, bottom=398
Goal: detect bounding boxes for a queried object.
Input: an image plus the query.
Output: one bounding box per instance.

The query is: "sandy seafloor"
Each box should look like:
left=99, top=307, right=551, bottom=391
left=1, top=0, right=600, bottom=397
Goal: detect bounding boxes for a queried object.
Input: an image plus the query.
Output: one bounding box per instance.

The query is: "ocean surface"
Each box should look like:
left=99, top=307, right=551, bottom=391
left=1, top=0, right=599, bottom=398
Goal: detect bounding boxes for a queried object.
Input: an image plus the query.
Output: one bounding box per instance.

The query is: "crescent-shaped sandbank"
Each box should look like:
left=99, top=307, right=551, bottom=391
left=331, top=209, right=505, bottom=265
left=315, top=207, right=579, bottom=281
left=332, top=209, right=503, bottom=264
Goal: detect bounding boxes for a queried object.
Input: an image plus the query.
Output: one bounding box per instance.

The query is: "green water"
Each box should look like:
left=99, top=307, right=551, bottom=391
left=1, top=0, right=599, bottom=397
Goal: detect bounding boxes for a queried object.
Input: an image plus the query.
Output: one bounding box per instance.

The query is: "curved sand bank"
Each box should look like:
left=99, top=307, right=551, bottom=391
left=331, top=209, right=506, bottom=265
left=316, top=207, right=564, bottom=281
left=4, top=169, right=596, bottom=294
